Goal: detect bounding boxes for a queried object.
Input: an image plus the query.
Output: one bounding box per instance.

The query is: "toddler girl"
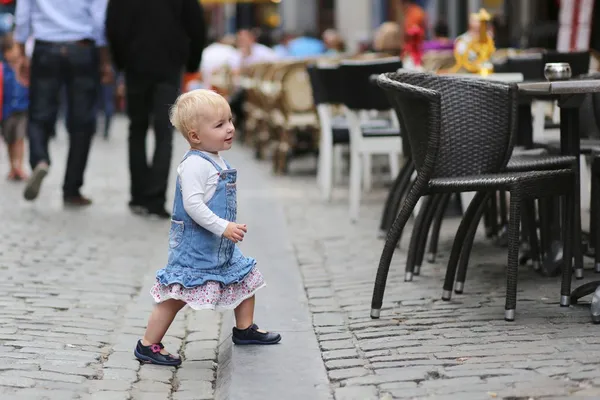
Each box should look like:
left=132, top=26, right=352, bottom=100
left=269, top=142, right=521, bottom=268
left=134, top=89, right=281, bottom=367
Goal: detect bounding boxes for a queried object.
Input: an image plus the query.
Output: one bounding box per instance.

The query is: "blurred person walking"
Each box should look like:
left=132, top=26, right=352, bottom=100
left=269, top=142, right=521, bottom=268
left=106, top=0, right=206, bottom=218
left=15, top=0, right=112, bottom=206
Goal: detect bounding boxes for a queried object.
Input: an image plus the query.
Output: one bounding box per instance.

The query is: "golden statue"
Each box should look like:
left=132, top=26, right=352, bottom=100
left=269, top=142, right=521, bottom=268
left=450, top=9, right=496, bottom=75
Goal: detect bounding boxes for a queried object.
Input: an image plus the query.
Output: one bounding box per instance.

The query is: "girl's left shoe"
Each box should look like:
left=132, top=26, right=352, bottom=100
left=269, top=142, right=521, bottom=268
left=134, top=340, right=182, bottom=366
left=232, top=324, right=281, bottom=345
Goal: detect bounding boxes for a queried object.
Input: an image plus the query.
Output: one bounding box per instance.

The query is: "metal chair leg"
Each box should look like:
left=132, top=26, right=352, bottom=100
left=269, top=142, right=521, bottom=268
left=504, top=196, right=522, bottom=322
left=415, top=194, right=445, bottom=274
left=454, top=199, right=488, bottom=294
left=561, top=193, right=574, bottom=307
left=378, top=158, right=414, bottom=235
left=427, top=193, right=452, bottom=263
left=442, top=191, right=490, bottom=301
left=371, top=183, right=423, bottom=318
left=405, top=196, right=432, bottom=281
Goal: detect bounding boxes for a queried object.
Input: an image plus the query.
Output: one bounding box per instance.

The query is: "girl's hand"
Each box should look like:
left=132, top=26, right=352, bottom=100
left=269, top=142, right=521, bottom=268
left=223, top=223, right=247, bottom=243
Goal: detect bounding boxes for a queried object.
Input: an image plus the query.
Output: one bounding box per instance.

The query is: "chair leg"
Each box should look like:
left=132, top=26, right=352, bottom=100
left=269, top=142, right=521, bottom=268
left=319, top=141, right=334, bottom=201
left=415, top=194, right=444, bottom=275
left=499, top=190, right=508, bottom=226
left=333, top=146, right=344, bottom=185
left=405, top=196, right=433, bottom=281
left=349, top=150, right=361, bottom=222
left=454, top=199, right=487, bottom=294
left=591, top=166, right=598, bottom=259
left=378, top=158, right=414, bottom=234
left=573, top=166, right=584, bottom=280
left=362, top=153, right=372, bottom=192
left=504, top=195, right=522, bottom=322
left=443, top=191, right=490, bottom=301
left=538, top=197, right=551, bottom=260
left=489, top=193, right=499, bottom=239
left=594, top=169, right=600, bottom=273
left=371, top=186, right=424, bottom=318
left=561, top=193, right=574, bottom=307
left=427, top=193, right=452, bottom=263
left=522, top=199, right=541, bottom=271
left=389, top=153, right=400, bottom=181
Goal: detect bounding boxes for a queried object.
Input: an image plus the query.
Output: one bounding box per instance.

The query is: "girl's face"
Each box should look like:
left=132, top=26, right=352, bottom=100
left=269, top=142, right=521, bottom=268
left=189, top=106, right=235, bottom=153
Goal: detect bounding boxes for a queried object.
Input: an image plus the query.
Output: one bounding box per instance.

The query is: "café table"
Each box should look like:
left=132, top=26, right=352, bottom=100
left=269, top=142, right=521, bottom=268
left=519, top=79, right=600, bottom=306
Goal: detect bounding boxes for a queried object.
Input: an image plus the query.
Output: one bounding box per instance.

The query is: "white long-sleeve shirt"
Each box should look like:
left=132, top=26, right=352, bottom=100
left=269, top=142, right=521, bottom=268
left=177, top=152, right=230, bottom=237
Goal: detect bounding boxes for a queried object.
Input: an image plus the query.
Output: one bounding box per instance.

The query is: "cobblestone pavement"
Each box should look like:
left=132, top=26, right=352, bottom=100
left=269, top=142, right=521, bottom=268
left=0, top=116, right=219, bottom=400
left=276, top=159, right=600, bottom=400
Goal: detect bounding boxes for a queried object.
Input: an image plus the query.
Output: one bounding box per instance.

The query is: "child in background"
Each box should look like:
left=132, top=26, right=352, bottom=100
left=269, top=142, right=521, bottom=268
left=134, top=89, right=280, bottom=367
left=0, top=33, right=28, bottom=181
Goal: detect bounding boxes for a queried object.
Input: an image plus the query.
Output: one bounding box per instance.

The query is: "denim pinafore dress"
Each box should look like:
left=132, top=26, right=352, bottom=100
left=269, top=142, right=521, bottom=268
left=155, top=150, right=256, bottom=288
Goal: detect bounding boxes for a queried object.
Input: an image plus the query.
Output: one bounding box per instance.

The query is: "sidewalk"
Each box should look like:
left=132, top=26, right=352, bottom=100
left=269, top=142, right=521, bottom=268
left=3, top=115, right=600, bottom=400
left=275, top=158, right=600, bottom=399
left=0, top=117, right=220, bottom=400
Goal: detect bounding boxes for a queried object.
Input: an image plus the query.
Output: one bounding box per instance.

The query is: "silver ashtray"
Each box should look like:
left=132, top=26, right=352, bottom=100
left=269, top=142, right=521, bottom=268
left=544, top=62, right=572, bottom=81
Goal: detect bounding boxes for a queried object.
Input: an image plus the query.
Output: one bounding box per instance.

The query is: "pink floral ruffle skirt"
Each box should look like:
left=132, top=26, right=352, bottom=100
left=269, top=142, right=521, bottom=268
left=150, top=266, right=265, bottom=311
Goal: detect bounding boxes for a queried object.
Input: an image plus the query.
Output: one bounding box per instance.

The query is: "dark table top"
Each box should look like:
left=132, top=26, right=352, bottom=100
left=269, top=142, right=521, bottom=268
left=518, top=79, right=600, bottom=95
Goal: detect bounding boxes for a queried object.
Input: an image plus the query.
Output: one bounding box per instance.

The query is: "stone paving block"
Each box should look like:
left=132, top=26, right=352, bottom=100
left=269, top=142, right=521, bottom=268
left=39, top=364, right=98, bottom=378
left=176, top=367, right=215, bottom=381
left=12, top=389, right=80, bottom=400
left=2, top=369, right=87, bottom=384
left=102, top=368, right=139, bottom=382
left=104, top=352, right=141, bottom=370
left=132, top=380, right=171, bottom=393
left=334, top=385, right=378, bottom=400
left=320, top=340, right=356, bottom=351
left=0, top=375, right=36, bottom=388
left=137, top=366, right=173, bottom=383
left=183, top=348, right=217, bottom=361
left=325, top=358, right=368, bottom=370
left=88, top=391, right=131, bottom=400
left=322, top=349, right=360, bottom=361
left=175, top=379, right=212, bottom=395
left=87, top=379, right=133, bottom=392
left=131, top=390, right=170, bottom=400
left=172, top=390, right=213, bottom=400
left=328, top=367, right=371, bottom=381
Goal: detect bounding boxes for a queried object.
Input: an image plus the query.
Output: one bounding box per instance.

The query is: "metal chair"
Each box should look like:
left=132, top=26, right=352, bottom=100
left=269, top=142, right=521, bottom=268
left=370, top=72, right=575, bottom=321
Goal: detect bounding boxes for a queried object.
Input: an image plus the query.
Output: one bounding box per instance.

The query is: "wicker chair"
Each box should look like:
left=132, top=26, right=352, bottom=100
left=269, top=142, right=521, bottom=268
left=370, top=72, right=575, bottom=321
left=378, top=70, right=577, bottom=282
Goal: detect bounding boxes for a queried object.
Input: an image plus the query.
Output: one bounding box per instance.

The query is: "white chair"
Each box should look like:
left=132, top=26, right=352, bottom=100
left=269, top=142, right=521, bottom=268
left=338, top=58, right=404, bottom=222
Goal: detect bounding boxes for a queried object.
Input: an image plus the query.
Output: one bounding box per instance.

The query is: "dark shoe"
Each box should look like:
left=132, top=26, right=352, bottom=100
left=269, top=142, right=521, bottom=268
left=64, top=195, right=92, bottom=207
left=24, top=163, right=49, bottom=201
left=147, top=206, right=170, bottom=219
left=128, top=201, right=148, bottom=215
left=134, top=340, right=182, bottom=367
left=232, top=324, right=281, bottom=345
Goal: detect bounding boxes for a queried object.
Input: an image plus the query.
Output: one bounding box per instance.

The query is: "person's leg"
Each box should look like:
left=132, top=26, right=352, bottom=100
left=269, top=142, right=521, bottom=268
left=125, top=72, right=152, bottom=208
left=62, top=43, right=99, bottom=202
left=234, top=295, right=255, bottom=329
left=13, top=113, right=28, bottom=179
left=24, top=42, right=61, bottom=200
left=103, top=80, right=116, bottom=138
left=13, top=138, right=26, bottom=178
left=232, top=295, right=281, bottom=345
left=145, top=72, right=180, bottom=214
left=142, top=299, right=187, bottom=348
left=134, top=299, right=186, bottom=366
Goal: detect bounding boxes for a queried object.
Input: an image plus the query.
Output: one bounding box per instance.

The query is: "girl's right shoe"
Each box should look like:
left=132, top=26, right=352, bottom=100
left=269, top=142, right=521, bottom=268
left=232, top=324, right=282, bottom=345
left=134, top=340, right=182, bottom=366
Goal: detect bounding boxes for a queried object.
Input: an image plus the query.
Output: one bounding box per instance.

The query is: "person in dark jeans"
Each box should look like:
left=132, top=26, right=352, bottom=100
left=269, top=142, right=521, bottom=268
left=14, top=0, right=112, bottom=206
left=106, top=0, right=206, bottom=218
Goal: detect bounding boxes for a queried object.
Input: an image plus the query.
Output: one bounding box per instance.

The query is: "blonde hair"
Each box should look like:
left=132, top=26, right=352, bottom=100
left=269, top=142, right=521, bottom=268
left=373, top=22, right=403, bottom=53
left=169, top=89, right=230, bottom=136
